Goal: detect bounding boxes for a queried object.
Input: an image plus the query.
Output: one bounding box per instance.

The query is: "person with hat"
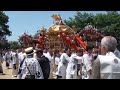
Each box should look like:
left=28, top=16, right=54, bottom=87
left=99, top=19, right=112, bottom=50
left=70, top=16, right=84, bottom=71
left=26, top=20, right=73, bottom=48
left=91, top=36, right=120, bottom=79
left=19, top=47, right=44, bottom=79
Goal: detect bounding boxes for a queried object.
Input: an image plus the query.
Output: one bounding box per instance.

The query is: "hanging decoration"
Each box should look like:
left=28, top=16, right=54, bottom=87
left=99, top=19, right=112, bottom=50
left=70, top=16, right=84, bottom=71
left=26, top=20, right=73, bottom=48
left=59, top=32, right=79, bottom=50
left=74, top=34, right=86, bottom=50
left=37, top=33, right=45, bottom=49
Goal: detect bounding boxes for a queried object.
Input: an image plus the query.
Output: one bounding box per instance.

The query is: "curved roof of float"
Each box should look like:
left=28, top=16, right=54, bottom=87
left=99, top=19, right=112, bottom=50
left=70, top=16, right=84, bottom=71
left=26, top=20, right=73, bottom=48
left=48, top=24, right=74, bottom=33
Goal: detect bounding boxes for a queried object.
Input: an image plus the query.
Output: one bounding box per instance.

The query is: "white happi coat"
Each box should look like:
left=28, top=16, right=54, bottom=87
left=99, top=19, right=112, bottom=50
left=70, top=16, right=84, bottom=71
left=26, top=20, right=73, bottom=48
left=11, top=52, right=18, bottom=64
left=66, top=53, right=82, bottom=79
left=11, top=52, right=19, bottom=75
left=55, top=57, right=61, bottom=66
left=43, top=53, right=47, bottom=56
left=44, top=52, right=54, bottom=65
left=18, top=52, right=24, bottom=64
left=5, top=52, right=12, bottom=64
left=99, top=52, right=120, bottom=79
left=82, top=53, right=92, bottom=79
left=20, top=56, right=44, bottom=79
left=56, top=53, right=70, bottom=79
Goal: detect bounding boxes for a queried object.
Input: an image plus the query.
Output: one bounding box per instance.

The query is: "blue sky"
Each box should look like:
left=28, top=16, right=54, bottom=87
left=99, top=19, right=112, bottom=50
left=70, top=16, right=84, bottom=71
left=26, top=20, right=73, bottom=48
left=5, top=11, right=108, bottom=41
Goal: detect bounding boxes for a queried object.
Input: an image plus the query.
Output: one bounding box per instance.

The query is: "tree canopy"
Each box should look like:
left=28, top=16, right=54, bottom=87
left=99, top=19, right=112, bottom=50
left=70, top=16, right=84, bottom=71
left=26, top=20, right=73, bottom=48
left=0, top=11, right=12, bottom=49
left=64, top=11, right=120, bottom=50
left=0, top=11, right=11, bottom=37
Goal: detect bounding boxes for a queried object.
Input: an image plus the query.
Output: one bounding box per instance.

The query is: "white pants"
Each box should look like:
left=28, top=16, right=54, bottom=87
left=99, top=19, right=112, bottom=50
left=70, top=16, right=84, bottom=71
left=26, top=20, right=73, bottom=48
left=56, top=63, right=67, bottom=79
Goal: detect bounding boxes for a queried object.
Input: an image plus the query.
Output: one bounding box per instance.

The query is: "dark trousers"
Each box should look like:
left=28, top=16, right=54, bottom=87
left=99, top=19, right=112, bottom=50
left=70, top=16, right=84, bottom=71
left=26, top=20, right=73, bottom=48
left=77, top=64, right=81, bottom=75
left=0, top=65, right=3, bottom=73
left=6, top=61, right=9, bottom=67
left=77, top=64, right=82, bottom=79
left=57, top=75, right=62, bottom=79
left=13, top=64, right=16, bottom=70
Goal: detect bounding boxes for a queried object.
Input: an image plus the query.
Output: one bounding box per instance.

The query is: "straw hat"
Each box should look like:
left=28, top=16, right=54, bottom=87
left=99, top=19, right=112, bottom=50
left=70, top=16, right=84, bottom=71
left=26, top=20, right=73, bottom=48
left=25, top=47, right=35, bottom=55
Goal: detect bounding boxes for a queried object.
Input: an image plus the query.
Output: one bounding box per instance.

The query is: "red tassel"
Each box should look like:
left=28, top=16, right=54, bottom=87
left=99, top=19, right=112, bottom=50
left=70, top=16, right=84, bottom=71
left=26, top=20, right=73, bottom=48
left=74, top=34, right=86, bottom=50
left=64, top=34, right=79, bottom=50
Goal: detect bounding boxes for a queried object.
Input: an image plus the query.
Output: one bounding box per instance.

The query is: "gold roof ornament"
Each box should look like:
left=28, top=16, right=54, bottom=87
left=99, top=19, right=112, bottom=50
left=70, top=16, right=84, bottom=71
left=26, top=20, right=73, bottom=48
left=48, top=14, right=75, bottom=34
left=48, top=24, right=74, bottom=33
left=51, top=14, right=62, bottom=21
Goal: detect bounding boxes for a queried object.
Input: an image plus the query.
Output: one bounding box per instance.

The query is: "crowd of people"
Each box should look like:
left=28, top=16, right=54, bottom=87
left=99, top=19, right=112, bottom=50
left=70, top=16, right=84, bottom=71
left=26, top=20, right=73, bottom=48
left=0, top=36, right=120, bottom=79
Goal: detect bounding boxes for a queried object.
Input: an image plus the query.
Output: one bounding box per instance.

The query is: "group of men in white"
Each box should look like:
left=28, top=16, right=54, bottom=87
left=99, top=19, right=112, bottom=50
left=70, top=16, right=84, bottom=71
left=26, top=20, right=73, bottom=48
left=0, top=35, right=120, bottom=79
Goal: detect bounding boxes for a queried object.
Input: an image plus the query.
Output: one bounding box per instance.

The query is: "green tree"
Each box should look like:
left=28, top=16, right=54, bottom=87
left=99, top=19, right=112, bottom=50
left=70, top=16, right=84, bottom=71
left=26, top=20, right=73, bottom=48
left=64, top=11, right=120, bottom=50
left=9, top=41, right=19, bottom=50
left=64, top=11, right=95, bottom=32
left=0, top=11, right=11, bottom=36
left=0, top=11, right=12, bottom=49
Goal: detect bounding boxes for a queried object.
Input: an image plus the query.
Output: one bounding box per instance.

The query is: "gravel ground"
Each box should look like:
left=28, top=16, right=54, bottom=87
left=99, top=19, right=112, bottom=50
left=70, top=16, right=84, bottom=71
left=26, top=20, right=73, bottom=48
left=0, top=61, right=17, bottom=79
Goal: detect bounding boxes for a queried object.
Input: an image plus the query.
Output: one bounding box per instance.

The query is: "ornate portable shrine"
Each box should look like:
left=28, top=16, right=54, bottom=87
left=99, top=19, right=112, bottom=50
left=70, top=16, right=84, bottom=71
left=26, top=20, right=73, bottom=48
left=19, top=14, right=105, bottom=51
left=46, top=15, right=75, bottom=51
left=34, top=15, right=87, bottom=51
left=78, top=24, right=105, bottom=47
